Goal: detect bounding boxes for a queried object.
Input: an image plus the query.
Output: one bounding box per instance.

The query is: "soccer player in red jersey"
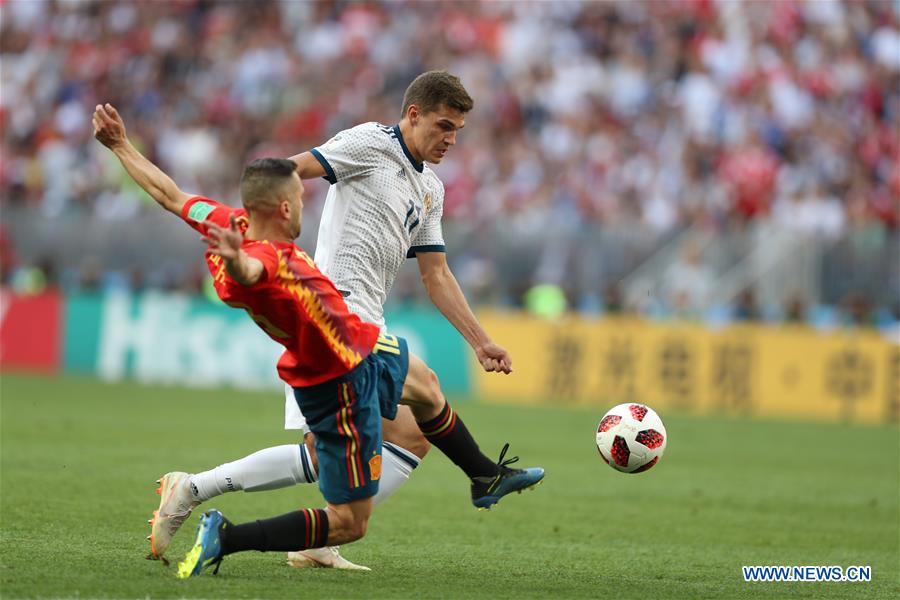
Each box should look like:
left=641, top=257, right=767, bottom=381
left=92, top=103, right=543, bottom=577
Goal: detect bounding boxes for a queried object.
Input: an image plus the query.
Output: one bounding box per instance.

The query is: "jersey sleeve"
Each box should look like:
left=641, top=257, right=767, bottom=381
left=407, top=185, right=446, bottom=257
left=180, top=196, right=239, bottom=235
left=241, top=242, right=281, bottom=284
left=310, top=123, right=387, bottom=184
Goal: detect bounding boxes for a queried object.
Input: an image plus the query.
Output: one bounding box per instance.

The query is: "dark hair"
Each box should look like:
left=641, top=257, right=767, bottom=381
left=239, top=158, right=297, bottom=212
left=401, top=70, right=474, bottom=118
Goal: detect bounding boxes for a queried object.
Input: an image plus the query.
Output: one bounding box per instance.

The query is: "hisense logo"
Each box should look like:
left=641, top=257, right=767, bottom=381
left=96, top=292, right=282, bottom=389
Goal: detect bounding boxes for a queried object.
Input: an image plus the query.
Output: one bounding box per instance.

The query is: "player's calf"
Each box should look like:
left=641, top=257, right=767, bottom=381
left=401, top=353, right=545, bottom=507
left=322, top=498, right=372, bottom=545
left=401, top=355, right=498, bottom=478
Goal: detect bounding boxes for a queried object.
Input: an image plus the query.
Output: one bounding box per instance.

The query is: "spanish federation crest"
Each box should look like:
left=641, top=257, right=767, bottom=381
left=368, top=454, right=382, bottom=481
left=424, top=192, right=433, bottom=212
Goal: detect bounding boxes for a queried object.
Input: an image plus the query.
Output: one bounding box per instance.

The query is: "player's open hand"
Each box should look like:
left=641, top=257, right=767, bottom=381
left=203, top=215, right=244, bottom=260
left=475, top=342, right=513, bottom=374
left=92, top=103, right=127, bottom=149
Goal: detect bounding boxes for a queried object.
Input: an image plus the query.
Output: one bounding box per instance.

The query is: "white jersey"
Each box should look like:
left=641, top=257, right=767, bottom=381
left=311, top=122, right=445, bottom=329
left=285, top=122, right=446, bottom=431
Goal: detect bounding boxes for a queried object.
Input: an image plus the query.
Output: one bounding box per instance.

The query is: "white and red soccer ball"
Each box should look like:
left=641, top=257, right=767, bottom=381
left=595, top=403, right=667, bottom=473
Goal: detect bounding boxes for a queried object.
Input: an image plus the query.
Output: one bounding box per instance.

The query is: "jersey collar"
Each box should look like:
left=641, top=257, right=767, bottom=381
left=392, top=125, right=424, bottom=173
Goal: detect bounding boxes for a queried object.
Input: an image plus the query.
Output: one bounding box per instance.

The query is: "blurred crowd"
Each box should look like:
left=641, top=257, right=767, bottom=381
left=1, top=0, right=898, bottom=329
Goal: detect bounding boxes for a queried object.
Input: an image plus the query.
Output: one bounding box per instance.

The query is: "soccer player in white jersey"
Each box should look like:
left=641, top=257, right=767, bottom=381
left=149, top=71, right=531, bottom=569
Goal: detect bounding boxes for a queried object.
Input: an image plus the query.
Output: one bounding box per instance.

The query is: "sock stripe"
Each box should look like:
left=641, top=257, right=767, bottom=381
left=426, top=404, right=453, bottom=431
left=308, top=509, right=317, bottom=549
left=302, top=508, right=312, bottom=548
left=429, top=412, right=457, bottom=440
left=421, top=404, right=457, bottom=440
left=299, top=508, right=329, bottom=549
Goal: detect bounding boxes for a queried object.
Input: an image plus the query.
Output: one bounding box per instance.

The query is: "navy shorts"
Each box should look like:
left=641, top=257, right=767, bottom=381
left=292, top=334, right=409, bottom=504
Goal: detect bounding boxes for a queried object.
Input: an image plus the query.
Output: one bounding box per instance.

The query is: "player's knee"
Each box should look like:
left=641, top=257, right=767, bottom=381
left=412, top=368, right=442, bottom=409
left=390, top=429, right=430, bottom=458
left=406, top=435, right=431, bottom=459
left=426, top=369, right=444, bottom=404
left=403, top=356, right=440, bottom=408
left=383, top=407, right=431, bottom=459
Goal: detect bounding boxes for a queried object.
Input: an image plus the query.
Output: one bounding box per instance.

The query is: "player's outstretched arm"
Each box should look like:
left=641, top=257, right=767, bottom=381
left=203, top=215, right=264, bottom=286
left=416, top=252, right=512, bottom=374
left=92, top=103, right=192, bottom=216
left=286, top=151, right=327, bottom=180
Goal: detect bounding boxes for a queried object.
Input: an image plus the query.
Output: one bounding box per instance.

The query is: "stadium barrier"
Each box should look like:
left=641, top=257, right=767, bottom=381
left=2, top=291, right=469, bottom=394
left=0, top=289, right=62, bottom=374
left=471, top=312, right=899, bottom=424
left=3, top=291, right=897, bottom=424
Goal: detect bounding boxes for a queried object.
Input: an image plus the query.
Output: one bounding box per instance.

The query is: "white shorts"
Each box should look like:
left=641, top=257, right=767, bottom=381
left=283, top=382, right=311, bottom=433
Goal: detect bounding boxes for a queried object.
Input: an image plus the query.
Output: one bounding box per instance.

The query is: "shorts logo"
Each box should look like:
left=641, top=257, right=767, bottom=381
left=368, top=454, right=382, bottom=481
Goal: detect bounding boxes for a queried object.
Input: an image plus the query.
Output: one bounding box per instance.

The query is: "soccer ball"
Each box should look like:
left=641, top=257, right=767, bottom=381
left=595, top=403, right=667, bottom=473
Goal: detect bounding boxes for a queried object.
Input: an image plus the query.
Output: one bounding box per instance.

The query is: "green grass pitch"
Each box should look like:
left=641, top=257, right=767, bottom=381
left=1, top=373, right=897, bottom=599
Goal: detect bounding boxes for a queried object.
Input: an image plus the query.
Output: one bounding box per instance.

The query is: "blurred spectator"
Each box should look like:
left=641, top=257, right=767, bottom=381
left=0, top=0, right=896, bottom=325
left=840, top=291, right=877, bottom=328
left=719, top=131, right=781, bottom=221
left=784, top=294, right=809, bottom=325
left=603, top=283, right=625, bottom=315
left=773, top=182, right=846, bottom=241
left=662, top=241, right=714, bottom=315
left=733, top=288, right=761, bottom=322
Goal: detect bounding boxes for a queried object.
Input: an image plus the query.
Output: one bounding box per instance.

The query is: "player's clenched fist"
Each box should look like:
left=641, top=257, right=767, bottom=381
left=475, top=341, right=513, bottom=374
left=92, top=103, right=127, bottom=149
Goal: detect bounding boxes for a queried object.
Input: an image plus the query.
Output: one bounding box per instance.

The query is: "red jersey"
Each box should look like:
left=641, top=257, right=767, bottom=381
left=180, top=196, right=381, bottom=387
